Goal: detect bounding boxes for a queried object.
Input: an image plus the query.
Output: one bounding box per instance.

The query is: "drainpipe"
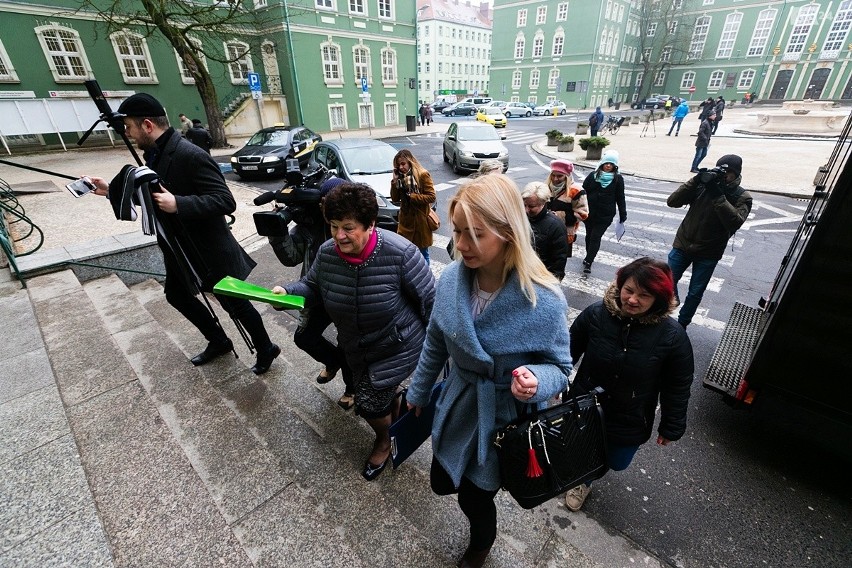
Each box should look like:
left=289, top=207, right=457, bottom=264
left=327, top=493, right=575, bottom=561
left=283, top=0, right=304, bottom=124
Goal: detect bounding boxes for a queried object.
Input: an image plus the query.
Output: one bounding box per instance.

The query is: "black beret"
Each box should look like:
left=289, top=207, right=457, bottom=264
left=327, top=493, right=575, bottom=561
left=117, top=93, right=166, bottom=118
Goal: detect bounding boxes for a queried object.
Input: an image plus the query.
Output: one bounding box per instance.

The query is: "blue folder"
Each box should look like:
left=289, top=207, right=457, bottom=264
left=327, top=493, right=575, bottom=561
left=390, top=381, right=445, bottom=469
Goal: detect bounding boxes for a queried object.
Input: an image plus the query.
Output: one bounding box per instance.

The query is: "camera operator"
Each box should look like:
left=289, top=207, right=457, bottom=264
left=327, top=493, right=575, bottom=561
left=85, top=93, right=280, bottom=374
left=266, top=176, right=355, bottom=409
left=666, top=155, right=753, bottom=329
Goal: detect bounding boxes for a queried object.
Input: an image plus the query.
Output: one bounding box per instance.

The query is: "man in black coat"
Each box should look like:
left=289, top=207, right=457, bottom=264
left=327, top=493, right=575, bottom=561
left=185, top=119, right=213, bottom=153
left=88, top=93, right=280, bottom=374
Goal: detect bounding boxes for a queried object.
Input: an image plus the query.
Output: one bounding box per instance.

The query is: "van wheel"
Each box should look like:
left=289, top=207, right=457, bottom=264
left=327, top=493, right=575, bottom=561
left=560, top=109, right=566, bottom=115
left=449, top=111, right=456, bottom=117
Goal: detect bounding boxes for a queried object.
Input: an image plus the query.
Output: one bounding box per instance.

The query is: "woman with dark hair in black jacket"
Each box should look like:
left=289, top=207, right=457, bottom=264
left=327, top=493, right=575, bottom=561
left=564, top=257, right=694, bottom=512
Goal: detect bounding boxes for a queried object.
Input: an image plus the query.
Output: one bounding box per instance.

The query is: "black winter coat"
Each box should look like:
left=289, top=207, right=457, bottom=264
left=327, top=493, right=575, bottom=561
left=286, top=229, right=435, bottom=388
left=529, top=207, right=569, bottom=280
left=569, top=285, right=694, bottom=446
left=582, top=172, right=626, bottom=224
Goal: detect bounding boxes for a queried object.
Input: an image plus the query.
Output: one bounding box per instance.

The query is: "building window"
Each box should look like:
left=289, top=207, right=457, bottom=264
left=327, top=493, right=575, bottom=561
left=548, top=68, right=559, bottom=88
left=329, top=104, right=347, bottom=130
left=512, top=69, right=522, bottom=89
left=642, top=48, right=651, bottom=62
left=358, top=102, right=374, bottom=128
left=708, top=70, right=724, bottom=89
left=611, top=31, right=620, bottom=57
left=35, top=25, right=93, bottom=82
left=556, top=2, right=568, bottom=22
left=785, top=4, right=818, bottom=60
left=647, top=23, right=656, bottom=37
left=668, top=20, right=678, bottom=35
left=821, top=1, right=852, bottom=59
left=321, top=41, right=342, bottom=85
left=533, top=34, right=544, bottom=58
left=536, top=6, right=547, bottom=24
left=528, top=95, right=537, bottom=105
left=529, top=69, right=540, bottom=88
left=654, top=70, right=666, bottom=87
left=514, top=35, right=525, bottom=59
left=748, top=9, right=777, bottom=57
left=110, top=31, right=157, bottom=84
left=175, top=38, right=207, bottom=85
left=716, top=13, right=742, bottom=58
left=552, top=30, right=565, bottom=56
left=224, top=41, right=252, bottom=84
left=381, top=47, right=397, bottom=85
left=254, top=0, right=268, bottom=7
left=384, top=102, right=398, bottom=126
left=378, top=0, right=392, bottom=19
left=349, top=0, right=366, bottom=16
left=635, top=71, right=643, bottom=87
left=605, top=1, right=612, bottom=20
left=661, top=46, right=671, bottom=62
left=703, top=0, right=714, bottom=5
left=316, top=0, right=334, bottom=9
left=680, top=71, right=695, bottom=89
left=689, top=16, right=711, bottom=59
left=738, top=69, right=755, bottom=89
left=618, top=4, right=625, bottom=22
left=0, top=39, right=19, bottom=82
left=353, top=45, right=370, bottom=84
left=517, top=9, right=527, bottom=27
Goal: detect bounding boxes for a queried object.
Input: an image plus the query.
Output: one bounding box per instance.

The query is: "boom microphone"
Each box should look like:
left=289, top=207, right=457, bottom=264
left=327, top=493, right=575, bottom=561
left=253, top=191, right=279, bottom=206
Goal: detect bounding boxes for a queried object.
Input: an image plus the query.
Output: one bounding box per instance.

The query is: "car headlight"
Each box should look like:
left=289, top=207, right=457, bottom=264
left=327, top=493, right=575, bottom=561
left=498, top=150, right=509, bottom=158
left=230, top=157, right=237, bottom=163
left=460, top=150, right=475, bottom=158
left=261, top=156, right=281, bottom=163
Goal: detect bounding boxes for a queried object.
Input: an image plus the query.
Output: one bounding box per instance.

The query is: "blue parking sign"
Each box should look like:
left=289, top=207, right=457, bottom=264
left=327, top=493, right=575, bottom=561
left=361, top=76, right=368, bottom=92
left=248, top=72, right=261, bottom=91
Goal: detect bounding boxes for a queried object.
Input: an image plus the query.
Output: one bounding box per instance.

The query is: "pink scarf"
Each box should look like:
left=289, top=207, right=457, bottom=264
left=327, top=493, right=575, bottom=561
left=334, top=228, right=377, bottom=265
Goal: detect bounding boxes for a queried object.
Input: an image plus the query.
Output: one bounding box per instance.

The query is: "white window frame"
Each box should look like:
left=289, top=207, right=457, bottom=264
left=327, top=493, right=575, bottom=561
left=0, top=39, right=20, bottom=82
left=680, top=71, right=695, bottom=89
left=517, top=9, right=527, bottom=27
left=357, top=102, right=374, bottom=128
left=748, top=9, right=777, bottom=57
left=689, top=16, right=711, bottom=59
left=175, top=37, right=207, bottom=85
left=512, top=69, right=522, bottom=89
left=35, top=25, right=93, bottom=83
left=528, top=95, right=537, bottom=105
left=380, top=46, right=397, bottom=86
left=703, top=0, right=714, bottom=5
left=533, top=32, right=544, bottom=58
left=110, top=31, right=158, bottom=84
left=708, top=70, right=724, bottom=89
left=556, top=2, right=568, bottom=22
left=348, top=0, right=366, bottom=16
left=738, top=69, right=755, bottom=89
left=654, top=70, right=666, bottom=87
left=321, top=40, right=343, bottom=86
left=611, top=31, right=620, bottom=57
left=785, top=4, right=819, bottom=60
left=383, top=101, right=399, bottom=126
left=253, top=0, right=268, bottom=8
left=548, top=68, right=560, bottom=88
left=668, top=20, right=678, bottom=35
left=605, top=1, right=612, bottom=20
left=635, top=71, right=644, bottom=87
left=328, top=103, right=347, bottom=130
left=224, top=40, right=252, bottom=85
left=352, top=44, right=370, bottom=85
left=552, top=29, right=565, bottom=56
left=514, top=34, right=525, bottom=59
left=821, top=1, right=852, bottom=59
left=647, top=22, right=657, bottom=37
left=529, top=68, right=540, bottom=88
left=716, top=13, right=743, bottom=59
left=661, top=46, right=672, bottom=62
left=316, top=0, right=335, bottom=10
left=378, top=0, right=393, bottom=20
left=536, top=6, right=547, bottom=25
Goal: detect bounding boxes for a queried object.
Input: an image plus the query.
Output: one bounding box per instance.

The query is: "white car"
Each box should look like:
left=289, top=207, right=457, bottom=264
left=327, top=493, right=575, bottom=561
left=504, top=102, right=533, bottom=117
left=532, top=102, right=568, bottom=116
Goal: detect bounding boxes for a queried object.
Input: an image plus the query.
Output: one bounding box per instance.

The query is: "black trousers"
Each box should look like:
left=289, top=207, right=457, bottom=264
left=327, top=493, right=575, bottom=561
left=583, top=218, right=613, bottom=265
left=164, top=276, right=273, bottom=352
left=294, top=304, right=354, bottom=394
left=430, top=458, right=499, bottom=552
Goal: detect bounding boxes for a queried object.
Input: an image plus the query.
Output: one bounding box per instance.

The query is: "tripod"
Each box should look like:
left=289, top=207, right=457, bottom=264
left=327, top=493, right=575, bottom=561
left=639, top=109, right=656, bottom=138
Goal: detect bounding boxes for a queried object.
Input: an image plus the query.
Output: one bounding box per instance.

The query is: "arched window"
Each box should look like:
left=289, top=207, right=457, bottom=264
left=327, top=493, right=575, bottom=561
left=175, top=37, right=207, bottom=85
left=512, top=69, right=522, bottom=89
left=533, top=31, right=544, bottom=58
left=514, top=34, right=525, bottom=59
left=548, top=68, right=560, bottom=88
left=353, top=44, right=370, bottom=84
left=380, top=46, right=397, bottom=85
left=680, top=71, right=696, bottom=89
left=552, top=28, right=565, bottom=56
left=224, top=40, right=252, bottom=84
left=689, top=16, right=711, bottom=59
left=708, top=70, right=724, bottom=89
left=320, top=40, right=342, bottom=85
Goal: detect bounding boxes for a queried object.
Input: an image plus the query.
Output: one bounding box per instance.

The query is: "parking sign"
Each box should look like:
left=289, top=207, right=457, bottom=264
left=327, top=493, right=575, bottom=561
left=248, top=72, right=261, bottom=92
left=361, top=76, right=368, bottom=92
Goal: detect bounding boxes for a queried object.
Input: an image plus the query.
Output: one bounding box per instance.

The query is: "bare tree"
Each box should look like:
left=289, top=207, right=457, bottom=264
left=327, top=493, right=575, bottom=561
left=630, top=0, right=693, bottom=103
left=70, top=0, right=277, bottom=147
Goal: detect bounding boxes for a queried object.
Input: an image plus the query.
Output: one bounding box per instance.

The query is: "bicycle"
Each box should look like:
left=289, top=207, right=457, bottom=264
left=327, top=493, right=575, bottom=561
left=601, top=116, right=624, bottom=135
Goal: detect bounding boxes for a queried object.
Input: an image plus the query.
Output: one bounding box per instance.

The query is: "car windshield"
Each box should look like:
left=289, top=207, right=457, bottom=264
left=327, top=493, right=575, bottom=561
left=456, top=127, right=499, bottom=142
left=341, top=145, right=399, bottom=174
left=247, top=130, right=291, bottom=146
left=484, top=108, right=503, bottom=116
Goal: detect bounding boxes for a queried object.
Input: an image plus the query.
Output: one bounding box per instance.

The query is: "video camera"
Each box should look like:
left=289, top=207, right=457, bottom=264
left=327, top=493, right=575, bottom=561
left=252, top=158, right=332, bottom=237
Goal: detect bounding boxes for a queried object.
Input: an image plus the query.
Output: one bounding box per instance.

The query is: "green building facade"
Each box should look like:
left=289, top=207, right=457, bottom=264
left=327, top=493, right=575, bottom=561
left=490, top=0, right=852, bottom=109
left=0, top=0, right=417, bottom=146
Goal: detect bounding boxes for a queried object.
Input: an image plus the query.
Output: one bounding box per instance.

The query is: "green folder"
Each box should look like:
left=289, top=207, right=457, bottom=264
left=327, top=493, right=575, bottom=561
left=213, top=276, right=305, bottom=310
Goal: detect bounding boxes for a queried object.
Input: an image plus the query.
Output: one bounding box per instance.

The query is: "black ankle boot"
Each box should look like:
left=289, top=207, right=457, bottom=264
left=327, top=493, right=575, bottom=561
left=251, top=343, right=281, bottom=375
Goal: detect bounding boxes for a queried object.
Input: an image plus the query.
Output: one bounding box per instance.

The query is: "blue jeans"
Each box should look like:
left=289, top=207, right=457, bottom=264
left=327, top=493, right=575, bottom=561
left=691, top=146, right=708, bottom=171
left=668, top=117, right=683, bottom=135
left=668, top=247, right=719, bottom=326
left=586, top=443, right=640, bottom=487
left=419, top=246, right=430, bottom=265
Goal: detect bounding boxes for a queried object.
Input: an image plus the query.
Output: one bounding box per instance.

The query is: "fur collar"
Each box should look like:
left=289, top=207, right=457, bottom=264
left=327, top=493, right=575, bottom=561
left=602, top=282, right=676, bottom=325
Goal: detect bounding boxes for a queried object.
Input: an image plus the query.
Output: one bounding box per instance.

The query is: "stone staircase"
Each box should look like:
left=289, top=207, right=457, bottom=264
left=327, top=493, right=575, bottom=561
left=1, top=268, right=657, bottom=567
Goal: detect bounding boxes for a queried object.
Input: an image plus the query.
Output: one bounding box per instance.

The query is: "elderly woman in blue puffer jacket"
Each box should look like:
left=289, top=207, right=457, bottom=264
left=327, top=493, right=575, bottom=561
left=406, top=174, right=572, bottom=568
left=274, top=182, right=435, bottom=482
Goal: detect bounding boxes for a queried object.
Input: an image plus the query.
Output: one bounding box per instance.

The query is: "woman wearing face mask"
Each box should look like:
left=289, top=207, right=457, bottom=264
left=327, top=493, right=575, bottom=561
left=581, top=151, right=626, bottom=274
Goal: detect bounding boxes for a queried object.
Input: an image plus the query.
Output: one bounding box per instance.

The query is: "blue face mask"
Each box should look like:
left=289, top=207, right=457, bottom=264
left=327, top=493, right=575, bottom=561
left=598, top=171, right=614, bottom=187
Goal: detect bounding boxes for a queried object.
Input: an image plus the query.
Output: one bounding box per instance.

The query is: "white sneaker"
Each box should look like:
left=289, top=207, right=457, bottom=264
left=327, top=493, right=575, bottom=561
left=564, top=484, right=591, bottom=511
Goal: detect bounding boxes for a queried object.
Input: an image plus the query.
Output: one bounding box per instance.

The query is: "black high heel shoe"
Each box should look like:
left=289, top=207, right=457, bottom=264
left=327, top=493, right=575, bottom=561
left=361, top=455, right=390, bottom=481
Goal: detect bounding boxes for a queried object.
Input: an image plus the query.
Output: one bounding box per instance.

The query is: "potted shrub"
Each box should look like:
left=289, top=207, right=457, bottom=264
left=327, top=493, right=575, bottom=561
left=578, top=136, right=611, bottom=160
left=557, top=135, right=575, bottom=152
left=546, top=129, right=562, bottom=146
left=575, top=121, right=589, bottom=135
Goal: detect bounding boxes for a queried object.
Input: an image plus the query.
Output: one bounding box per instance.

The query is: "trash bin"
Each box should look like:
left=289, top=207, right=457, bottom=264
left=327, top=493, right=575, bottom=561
left=406, top=115, right=417, bottom=132
left=614, top=102, right=621, bottom=110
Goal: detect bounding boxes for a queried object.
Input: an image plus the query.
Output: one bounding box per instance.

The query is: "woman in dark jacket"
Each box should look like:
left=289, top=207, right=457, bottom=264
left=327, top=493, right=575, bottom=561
left=581, top=150, right=626, bottom=273
left=564, top=257, right=693, bottom=511
left=274, top=182, right=436, bottom=481
left=520, top=181, right=569, bottom=280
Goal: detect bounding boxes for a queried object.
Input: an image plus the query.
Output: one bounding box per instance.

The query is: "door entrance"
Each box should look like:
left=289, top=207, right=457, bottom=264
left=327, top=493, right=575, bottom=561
left=805, top=68, right=831, bottom=99
left=769, top=70, right=794, bottom=99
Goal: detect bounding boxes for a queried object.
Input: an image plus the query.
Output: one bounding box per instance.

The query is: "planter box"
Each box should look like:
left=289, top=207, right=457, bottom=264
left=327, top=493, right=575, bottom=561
left=585, top=146, right=604, bottom=160
left=575, top=126, right=588, bottom=135
left=558, top=141, right=574, bottom=152
left=630, top=116, right=640, bottom=124
left=547, top=136, right=560, bottom=146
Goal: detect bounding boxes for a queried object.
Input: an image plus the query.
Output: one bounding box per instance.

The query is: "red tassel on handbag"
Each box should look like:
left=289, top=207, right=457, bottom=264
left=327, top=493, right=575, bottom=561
left=526, top=447, right=544, bottom=478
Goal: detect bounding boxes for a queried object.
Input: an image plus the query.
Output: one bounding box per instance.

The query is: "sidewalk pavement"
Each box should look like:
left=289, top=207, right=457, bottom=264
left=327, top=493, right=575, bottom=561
left=0, top=107, right=834, bottom=255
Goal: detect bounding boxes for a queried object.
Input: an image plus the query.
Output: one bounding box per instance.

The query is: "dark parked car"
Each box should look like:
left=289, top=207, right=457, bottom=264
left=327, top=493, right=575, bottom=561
left=431, top=100, right=453, bottom=112
left=307, top=138, right=400, bottom=232
left=632, top=97, right=668, bottom=110
left=442, top=101, right=478, bottom=116
left=230, top=124, right=321, bottom=179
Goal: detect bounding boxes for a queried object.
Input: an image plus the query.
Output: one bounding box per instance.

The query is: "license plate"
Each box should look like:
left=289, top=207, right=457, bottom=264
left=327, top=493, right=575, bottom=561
left=242, top=165, right=258, bottom=170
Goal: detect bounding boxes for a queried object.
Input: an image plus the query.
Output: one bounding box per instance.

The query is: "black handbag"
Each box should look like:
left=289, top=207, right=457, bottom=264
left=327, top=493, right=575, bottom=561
left=494, top=387, right=608, bottom=509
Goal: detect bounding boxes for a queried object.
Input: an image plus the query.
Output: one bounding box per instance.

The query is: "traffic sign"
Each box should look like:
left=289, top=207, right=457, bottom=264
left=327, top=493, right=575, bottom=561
left=689, top=85, right=696, bottom=93
left=248, top=72, right=261, bottom=92
left=361, top=76, right=368, bottom=92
